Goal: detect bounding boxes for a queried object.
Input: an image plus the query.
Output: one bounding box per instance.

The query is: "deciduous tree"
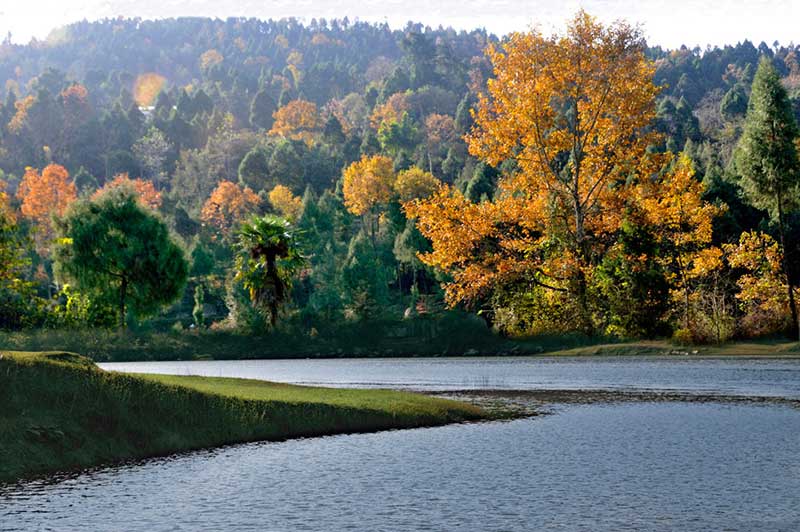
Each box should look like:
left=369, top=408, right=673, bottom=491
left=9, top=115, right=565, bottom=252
left=17, top=164, right=77, bottom=251
left=269, top=100, right=322, bottom=144
left=93, top=174, right=162, bottom=210
left=200, top=180, right=261, bottom=238
left=268, top=184, right=303, bottom=221
left=410, top=12, right=662, bottom=332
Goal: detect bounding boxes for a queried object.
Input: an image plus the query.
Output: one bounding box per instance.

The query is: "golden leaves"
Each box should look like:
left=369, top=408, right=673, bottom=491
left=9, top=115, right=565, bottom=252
left=370, top=92, right=410, bottom=130
left=200, top=49, right=224, bottom=70
left=395, top=167, right=440, bottom=203
left=133, top=73, right=167, bottom=107
left=342, top=155, right=395, bottom=216
left=268, top=185, right=303, bottom=222
left=269, top=100, right=322, bottom=144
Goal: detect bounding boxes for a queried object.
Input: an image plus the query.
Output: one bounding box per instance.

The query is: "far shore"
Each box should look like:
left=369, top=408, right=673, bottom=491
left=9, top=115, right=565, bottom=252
left=2, top=327, right=799, bottom=363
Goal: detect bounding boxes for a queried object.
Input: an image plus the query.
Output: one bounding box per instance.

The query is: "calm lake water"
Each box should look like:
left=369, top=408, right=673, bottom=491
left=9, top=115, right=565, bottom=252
left=3, top=357, right=800, bottom=531
left=100, top=355, right=800, bottom=397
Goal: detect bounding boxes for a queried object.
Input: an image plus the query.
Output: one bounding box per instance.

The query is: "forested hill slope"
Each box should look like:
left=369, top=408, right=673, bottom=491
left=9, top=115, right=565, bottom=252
left=1, top=16, right=799, bottom=342
left=0, top=17, right=796, bottom=183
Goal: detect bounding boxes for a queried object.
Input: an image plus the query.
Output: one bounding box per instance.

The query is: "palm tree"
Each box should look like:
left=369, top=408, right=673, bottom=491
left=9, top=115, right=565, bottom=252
left=235, top=214, right=304, bottom=327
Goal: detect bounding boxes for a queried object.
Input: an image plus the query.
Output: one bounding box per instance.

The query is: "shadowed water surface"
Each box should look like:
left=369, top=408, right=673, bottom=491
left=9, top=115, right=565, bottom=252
left=2, top=402, right=799, bottom=531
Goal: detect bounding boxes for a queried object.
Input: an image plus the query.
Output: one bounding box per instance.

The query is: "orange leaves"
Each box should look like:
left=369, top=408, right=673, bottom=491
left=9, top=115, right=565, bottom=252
left=468, top=10, right=660, bottom=250
left=268, top=185, right=303, bottom=222
left=406, top=12, right=729, bottom=323
left=8, top=95, right=34, bottom=134
left=16, top=164, right=77, bottom=253
left=269, top=100, right=322, bottom=144
left=395, top=167, right=440, bottom=203
left=0, top=179, right=12, bottom=221
left=405, top=186, right=544, bottom=308
left=93, top=174, right=162, bottom=211
left=342, top=155, right=395, bottom=216
left=17, top=164, right=76, bottom=228
left=201, top=180, right=261, bottom=237
left=60, top=84, right=89, bottom=109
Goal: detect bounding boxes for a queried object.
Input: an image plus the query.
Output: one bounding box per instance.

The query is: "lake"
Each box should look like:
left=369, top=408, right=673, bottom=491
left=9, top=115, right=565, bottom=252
left=101, top=355, right=800, bottom=397
left=2, top=356, right=799, bottom=531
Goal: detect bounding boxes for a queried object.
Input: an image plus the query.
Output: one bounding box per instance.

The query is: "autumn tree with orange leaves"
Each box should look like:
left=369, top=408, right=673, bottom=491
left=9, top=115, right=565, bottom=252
left=92, top=174, right=162, bottom=210
left=17, top=164, right=77, bottom=251
left=201, top=181, right=261, bottom=238
left=407, top=12, right=721, bottom=334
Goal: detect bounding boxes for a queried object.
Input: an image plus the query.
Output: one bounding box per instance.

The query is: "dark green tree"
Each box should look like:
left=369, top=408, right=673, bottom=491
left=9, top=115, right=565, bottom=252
left=0, top=211, right=39, bottom=329
left=594, top=219, right=670, bottom=338
left=238, top=146, right=271, bottom=190
left=735, top=57, right=800, bottom=339
left=720, top=83, right=748, bottom=120
left=235, top=214, right=304, bottom=327
left=249, top=88, right=277, bottom=130
left=54, top=186, right=188, bottom=328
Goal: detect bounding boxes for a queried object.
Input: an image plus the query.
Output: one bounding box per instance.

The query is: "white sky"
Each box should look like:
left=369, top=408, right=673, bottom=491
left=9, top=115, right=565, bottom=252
left=0, top=0, right=798, bottom=49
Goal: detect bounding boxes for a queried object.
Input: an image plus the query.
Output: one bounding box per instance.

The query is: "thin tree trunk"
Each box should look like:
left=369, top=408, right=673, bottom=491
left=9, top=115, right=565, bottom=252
left=119, top=276, right=128, bottom=330
left=777, top=196, right=799, bottom=340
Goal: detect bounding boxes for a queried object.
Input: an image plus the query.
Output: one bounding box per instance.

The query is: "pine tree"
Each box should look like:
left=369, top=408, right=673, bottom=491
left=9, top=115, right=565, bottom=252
left=735, top=57, right=800, bottom=339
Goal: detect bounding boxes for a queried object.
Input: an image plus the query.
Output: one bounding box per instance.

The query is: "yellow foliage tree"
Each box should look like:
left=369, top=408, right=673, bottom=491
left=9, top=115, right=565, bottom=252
left=370, top=92, right=411, bottom=130
left=411, top=11, right=662, bottom=330
left=395, top=167, right=440, bottom=202
left=269, top=100, right=322, bottom=144
left=268, top=184, right=303, bottom=222
left=342, top=155, right=396, bottom=245
left=635, top=154, right=726, bottom=328
left=201, top=181, right=261, bottom=238
left=342, top=155, right=396, bottom=216
left=200, top=49, right=224, bottom=70
left=0, top=179, right=11, bottom=220
left=725, top=231, right=798, bottom=336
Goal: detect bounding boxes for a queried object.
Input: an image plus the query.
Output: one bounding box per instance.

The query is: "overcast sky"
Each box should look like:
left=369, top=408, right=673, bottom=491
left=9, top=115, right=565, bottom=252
left=0, top=0, right=797, bottom=49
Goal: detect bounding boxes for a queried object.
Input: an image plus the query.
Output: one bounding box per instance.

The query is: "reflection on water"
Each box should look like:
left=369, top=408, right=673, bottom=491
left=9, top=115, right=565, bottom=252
left=3, top=403, right=799, bottom=531
left=101, top=356, right=800, bottom=397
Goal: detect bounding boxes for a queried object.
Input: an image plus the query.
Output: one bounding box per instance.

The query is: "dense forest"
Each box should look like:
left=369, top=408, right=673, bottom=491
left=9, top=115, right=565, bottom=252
left=1, top=14, right=799, bottom=349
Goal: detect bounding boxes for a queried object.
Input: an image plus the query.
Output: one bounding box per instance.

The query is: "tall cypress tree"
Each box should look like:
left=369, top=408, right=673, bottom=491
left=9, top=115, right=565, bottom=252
left=735, top=57, right=800, bottom=339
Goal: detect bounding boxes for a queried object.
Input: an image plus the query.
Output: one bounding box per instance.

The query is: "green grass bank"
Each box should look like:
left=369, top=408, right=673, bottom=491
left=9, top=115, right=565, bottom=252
left=0, top=351, right=485, bottom=484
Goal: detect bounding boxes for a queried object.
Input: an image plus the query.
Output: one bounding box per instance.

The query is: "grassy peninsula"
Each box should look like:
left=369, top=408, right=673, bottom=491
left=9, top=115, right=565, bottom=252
left=0, top=351, right=484, bottom=484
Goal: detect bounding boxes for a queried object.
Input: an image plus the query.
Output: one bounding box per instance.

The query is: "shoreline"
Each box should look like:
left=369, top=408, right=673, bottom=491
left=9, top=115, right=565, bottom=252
left=0, top=351, right=487, bottom=485
left=434, top=388, right=800, bottom=416
left=3, top=329, right=799, bottom=362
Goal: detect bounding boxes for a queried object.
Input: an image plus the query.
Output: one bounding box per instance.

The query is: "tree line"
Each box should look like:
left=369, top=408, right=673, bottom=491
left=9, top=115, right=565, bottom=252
left=0, top=13, right=799, bottom=343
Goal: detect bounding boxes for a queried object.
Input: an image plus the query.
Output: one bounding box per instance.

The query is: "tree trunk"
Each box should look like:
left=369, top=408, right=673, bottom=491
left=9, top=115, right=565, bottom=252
left=777, top=197, right=799, bottom=340
left=118, top=276, right=128, bottom=330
